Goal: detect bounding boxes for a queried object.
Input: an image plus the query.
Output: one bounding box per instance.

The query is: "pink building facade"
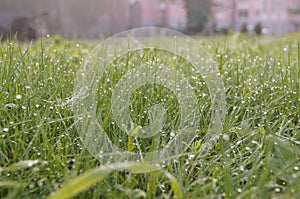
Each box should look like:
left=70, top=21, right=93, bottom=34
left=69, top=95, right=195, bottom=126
left=213, top=0, right=300, bottom=34
left=58, top=0, right=187, bottom=37
left=130, top=0, right=186, bottom=29
left=0, top=0, right=187, bottom=38
left=3, top=0, right=298, bottom=37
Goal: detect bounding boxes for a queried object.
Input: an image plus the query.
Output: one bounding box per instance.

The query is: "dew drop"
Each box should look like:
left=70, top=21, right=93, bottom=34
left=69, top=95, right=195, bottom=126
left=16, top=94, right=22, bottom=100
left=4, top=103, right=18, bottom=109
left=222, top=134, right=229, bottom=141
left=275, top=187, right=281, bottom=193
left=240, top=166, right=244, bottom=171
left=170, top=131, right=175, bottom=137
left=29, top=184, right=35, bottom=189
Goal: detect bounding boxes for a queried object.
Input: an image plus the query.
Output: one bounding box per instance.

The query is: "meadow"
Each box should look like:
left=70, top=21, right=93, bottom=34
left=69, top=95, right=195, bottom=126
left=0, top=34, right=299, bottom=198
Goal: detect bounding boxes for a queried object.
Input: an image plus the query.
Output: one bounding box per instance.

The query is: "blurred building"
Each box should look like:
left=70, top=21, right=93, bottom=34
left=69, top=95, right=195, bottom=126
left=0, top=0, right=186, bottom=39
left=1, top=0, right=300, bottom=38
left=0, top=0, right=60, bottom=37
left=212, top=0, right=300, bottom=34
left=137, top=0, right=186, bottom=29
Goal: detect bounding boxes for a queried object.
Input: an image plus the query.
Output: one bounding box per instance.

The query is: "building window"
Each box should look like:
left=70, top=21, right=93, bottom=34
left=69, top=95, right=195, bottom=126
left=238, top=10, right=248, bottom=18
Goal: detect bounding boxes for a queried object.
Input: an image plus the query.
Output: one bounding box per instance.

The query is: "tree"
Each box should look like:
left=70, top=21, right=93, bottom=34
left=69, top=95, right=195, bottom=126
left=253, top=22, right=262, bottom=35
left=288, top=3, right=300, bottom=14
left=184, top=0, right=212, bottom=33
left=240, top=23, right=248, bottom=34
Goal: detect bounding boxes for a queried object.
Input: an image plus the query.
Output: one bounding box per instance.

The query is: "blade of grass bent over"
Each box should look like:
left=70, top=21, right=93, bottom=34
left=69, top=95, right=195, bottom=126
left=47, top=162, right=183, bottom=199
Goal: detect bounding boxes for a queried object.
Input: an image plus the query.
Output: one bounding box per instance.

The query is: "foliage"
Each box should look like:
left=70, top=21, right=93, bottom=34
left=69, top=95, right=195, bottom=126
left=240, top=23, right=248, bottom=33
left=184, top=0, right=212, bottom=33
left=254, top=22, right=263, bottom=35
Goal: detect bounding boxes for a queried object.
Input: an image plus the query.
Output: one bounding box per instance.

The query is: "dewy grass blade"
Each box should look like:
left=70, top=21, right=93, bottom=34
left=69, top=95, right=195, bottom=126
left=0, top=181, right=26, bottom=188
left=47, top=162, right=182, bottom=199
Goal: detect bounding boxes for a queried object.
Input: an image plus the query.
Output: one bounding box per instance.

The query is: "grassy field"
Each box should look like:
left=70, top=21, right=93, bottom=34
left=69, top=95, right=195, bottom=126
left=0, top=34, right=299, bottom=198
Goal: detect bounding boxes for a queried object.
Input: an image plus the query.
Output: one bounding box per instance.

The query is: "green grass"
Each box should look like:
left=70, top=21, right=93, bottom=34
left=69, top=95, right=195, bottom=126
left=0, top=34, right=299, bottom=198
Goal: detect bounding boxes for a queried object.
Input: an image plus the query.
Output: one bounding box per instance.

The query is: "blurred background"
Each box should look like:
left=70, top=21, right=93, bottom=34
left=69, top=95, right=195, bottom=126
left=0, top=0, right=300, bottom=40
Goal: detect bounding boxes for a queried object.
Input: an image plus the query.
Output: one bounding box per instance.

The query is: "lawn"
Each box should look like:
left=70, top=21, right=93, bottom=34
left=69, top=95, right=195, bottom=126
left=0, top=33, right=299, bottom=198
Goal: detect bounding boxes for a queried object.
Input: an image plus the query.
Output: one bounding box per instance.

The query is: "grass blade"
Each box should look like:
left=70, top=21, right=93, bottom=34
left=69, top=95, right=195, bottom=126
left=47, top=165, right=113, bottom=199
left=47, top=162, right=182, bottom=199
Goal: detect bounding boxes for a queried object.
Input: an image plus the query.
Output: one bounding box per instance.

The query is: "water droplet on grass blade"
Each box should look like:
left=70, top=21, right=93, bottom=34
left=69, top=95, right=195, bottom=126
left=240, top=166, right=245, bottom=171
left=16, top=94, right=22, bottom=100
left=275, top=188, right=281, bottom=193
left=170, top=131, right=175, bottom=137
left=8, top=160, right=40, bottom=170
left=222, top=134, right=229, bottom=141
left=4, top=103, right=18, bottom=109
